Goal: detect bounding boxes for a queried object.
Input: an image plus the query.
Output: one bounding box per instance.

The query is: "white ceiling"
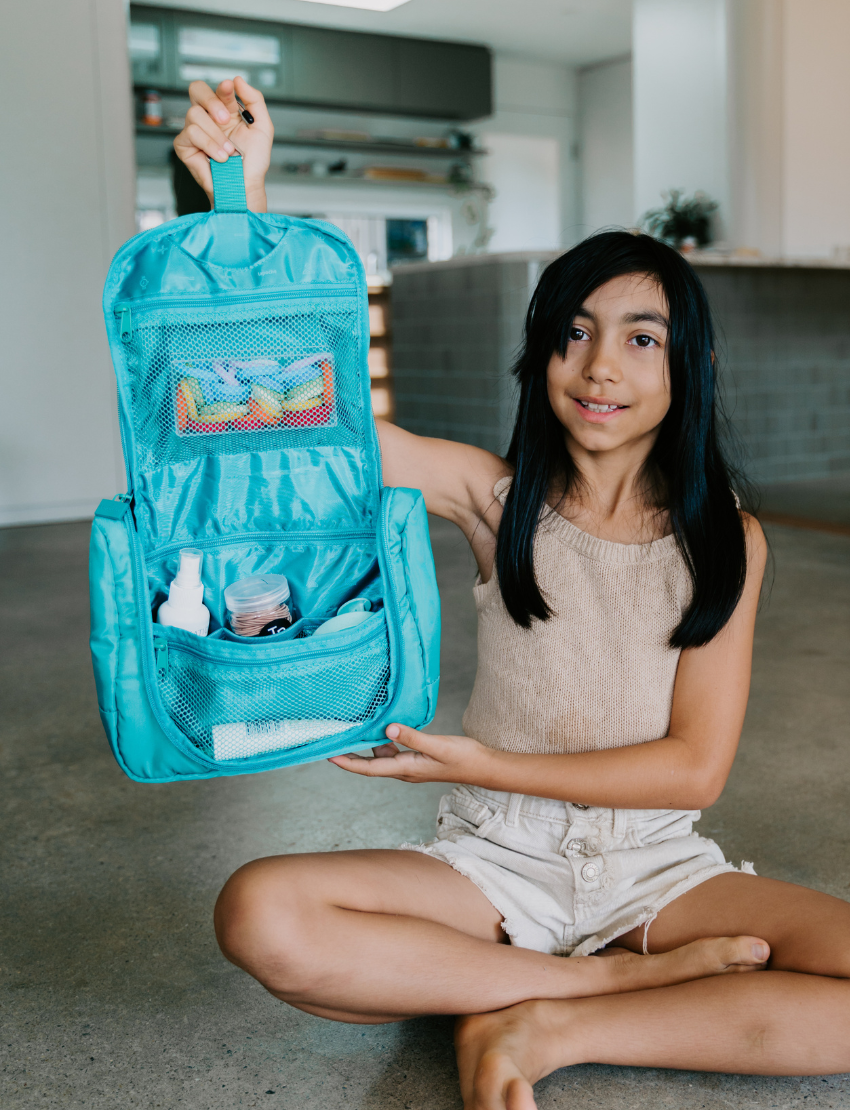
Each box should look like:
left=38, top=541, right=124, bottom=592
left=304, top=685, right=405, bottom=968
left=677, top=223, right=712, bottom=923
left=142, top=0, right=633, bottom=66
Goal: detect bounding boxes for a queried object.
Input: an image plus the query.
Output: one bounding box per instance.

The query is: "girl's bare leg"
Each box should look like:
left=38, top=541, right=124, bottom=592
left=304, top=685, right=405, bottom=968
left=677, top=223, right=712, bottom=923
left=455, top=874, right=850, bottom=1109
left=214, top=850, right=768, bottom=1023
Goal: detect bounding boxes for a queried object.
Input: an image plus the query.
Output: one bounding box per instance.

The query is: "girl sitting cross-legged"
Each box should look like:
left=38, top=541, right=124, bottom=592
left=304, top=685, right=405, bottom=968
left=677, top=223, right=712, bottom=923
left=176, top=79, right=850, bottom=1110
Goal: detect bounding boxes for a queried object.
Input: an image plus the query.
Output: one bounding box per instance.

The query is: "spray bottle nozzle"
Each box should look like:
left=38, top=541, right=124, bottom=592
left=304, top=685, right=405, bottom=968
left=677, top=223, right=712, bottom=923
left=157, top=548, right=210, bottom=633
left=174, top=548, right=203, bottom=588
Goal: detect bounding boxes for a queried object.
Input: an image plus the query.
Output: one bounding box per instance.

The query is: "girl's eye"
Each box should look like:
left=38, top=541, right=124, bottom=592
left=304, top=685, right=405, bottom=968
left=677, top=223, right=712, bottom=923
left=630, top=334, right=659, bottom=348
left=569, top=326, right=590, bottom=342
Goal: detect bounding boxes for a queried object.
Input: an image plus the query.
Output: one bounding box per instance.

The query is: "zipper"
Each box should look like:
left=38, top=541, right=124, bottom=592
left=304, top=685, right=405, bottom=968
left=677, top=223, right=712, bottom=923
left=376, top=489, right=406, bottom=717
left=165, top=621, right=377, bottom=666
left=154, top=639, right=169, bottom=676
left=117, top=306, right=133, bottom=341
left=147, top=528, right=375, bottom=565
left=113, top=283, right=357, bottom=339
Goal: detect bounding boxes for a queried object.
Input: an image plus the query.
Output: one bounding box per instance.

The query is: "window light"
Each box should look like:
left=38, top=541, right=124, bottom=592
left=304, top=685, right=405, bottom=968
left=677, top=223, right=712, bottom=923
left=293, top=0, right=411, bottom=10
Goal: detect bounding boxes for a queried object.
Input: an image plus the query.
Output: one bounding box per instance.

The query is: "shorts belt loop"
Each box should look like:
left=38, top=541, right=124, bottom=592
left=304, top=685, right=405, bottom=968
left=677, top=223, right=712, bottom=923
left=505, top=792, right=523, bottom=828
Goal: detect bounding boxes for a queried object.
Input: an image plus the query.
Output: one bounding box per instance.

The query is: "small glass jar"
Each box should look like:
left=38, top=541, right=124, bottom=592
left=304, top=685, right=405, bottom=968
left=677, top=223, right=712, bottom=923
left=223, top=574, right=294, bottom=637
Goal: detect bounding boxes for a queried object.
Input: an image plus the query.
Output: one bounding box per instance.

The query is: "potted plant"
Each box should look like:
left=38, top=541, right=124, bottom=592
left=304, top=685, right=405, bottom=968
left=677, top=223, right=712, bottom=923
left=641, top=189, right=719, bottom=251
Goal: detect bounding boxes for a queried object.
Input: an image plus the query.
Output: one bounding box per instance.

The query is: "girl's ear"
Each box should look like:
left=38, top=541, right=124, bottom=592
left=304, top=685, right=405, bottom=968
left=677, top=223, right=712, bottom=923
left=710, top=349, right=716, bottom=365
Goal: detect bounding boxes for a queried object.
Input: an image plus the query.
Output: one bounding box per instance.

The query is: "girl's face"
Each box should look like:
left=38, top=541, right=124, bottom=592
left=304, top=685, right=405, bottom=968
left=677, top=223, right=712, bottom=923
left=546, top=272, right=671, bottom=458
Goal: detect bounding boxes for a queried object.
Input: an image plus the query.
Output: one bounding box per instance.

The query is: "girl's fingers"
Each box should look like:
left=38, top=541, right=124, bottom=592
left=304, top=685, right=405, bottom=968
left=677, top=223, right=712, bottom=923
left=372, top=742, right=401, bottom=757
left=385, top=723, right=445, bottom=754
left=179, top=122, right=232, bottom=163
left=328, top=753, right=386, bottom=775
left=214, top=78, right=242, bottom=120
left=188, top=79, right=232, bottom=126
left=184, top=105, right=236, bottom=156
left=233, top=75, right=273, bottom=127
left=329, top=750, right=423, bottom=777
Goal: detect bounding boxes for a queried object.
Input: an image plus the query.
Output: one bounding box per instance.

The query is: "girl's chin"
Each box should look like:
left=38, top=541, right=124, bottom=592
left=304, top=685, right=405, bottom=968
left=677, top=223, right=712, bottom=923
left=560, top=417, right=639, bottom=452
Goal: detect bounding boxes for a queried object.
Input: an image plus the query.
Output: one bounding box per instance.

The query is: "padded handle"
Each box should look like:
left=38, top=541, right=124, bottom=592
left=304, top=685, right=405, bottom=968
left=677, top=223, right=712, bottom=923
left=210, top=154, right=247, bottom=213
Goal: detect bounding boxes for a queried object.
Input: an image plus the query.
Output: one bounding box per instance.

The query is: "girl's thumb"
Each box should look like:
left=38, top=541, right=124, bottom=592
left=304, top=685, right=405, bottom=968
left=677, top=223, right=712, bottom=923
left=386, top=723, right=423, bottom=746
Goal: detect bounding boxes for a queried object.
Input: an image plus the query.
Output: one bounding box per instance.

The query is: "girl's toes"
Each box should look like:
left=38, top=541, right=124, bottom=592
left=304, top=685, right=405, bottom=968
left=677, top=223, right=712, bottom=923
left=505, top=1075, right=538, bottom=1110
left=717, top=935, right=770, bottom=970
left=472, top=1053, right=537, bottom=1110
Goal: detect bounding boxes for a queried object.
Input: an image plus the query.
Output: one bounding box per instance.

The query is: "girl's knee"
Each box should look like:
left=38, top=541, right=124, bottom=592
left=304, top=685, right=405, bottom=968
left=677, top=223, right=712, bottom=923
left=213, top=857, right=318, bottom=988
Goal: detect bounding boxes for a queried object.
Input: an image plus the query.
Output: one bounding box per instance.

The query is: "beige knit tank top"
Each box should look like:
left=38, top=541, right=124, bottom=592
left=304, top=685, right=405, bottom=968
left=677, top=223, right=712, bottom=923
left=462, top=478, right=693, bottom=755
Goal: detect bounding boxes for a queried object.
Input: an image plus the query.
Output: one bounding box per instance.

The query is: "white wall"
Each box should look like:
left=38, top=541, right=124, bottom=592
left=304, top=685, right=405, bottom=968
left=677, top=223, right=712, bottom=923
left=630, top=0, right=850, bottom=259
left=479, top=134, right=560, bottom=252
left=727, top=0, right=784, bottom=257
left=0, top=0, right=135, bottom=525
left=472, top=53, right=580, bottom=251
left=578, top=56, right=633, bottom=234
left=781, top=0, right=850, bottom=257
left=632, top=0, right=729, bottom=232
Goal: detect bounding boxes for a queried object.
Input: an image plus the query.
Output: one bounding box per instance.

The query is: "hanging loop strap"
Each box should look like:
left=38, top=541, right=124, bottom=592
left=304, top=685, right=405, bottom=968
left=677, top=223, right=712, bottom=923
left=210, top=154, right=247, bottom=213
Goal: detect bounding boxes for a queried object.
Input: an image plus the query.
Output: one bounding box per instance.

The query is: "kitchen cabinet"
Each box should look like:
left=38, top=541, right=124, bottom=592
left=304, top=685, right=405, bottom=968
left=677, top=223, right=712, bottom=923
left=129, top=4, right=492, bottom=121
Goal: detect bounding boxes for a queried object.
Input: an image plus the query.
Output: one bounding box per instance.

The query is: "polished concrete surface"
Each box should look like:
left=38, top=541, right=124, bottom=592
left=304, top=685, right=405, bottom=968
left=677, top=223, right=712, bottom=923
left=2, top=489, right=849, bottom=1108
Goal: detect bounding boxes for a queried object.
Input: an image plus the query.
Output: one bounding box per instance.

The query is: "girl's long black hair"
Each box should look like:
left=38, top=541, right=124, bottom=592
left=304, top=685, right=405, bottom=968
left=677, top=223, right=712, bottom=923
left=496, top=230, right=748, bottom=649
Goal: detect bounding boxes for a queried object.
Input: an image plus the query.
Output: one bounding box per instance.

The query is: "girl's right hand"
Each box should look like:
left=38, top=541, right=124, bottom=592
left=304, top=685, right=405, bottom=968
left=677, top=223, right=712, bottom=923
left=173, top=77, right=273, bottom=212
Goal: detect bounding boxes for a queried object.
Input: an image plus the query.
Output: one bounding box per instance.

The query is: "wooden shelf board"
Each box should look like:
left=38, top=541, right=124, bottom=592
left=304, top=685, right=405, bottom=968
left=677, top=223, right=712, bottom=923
left=136, top=125, right=484, bottom=158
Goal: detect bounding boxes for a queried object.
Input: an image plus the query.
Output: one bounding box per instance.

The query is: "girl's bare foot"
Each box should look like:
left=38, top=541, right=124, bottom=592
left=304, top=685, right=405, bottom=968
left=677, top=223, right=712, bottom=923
left=571, top=934, right=769, bottom=997
left=455, top=1000, right=569, bottom=1110
left=456, top=935, right=770, bottom=1109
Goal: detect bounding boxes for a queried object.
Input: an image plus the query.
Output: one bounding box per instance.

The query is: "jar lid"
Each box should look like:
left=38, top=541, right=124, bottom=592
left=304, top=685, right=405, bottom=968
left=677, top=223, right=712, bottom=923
left=224, top=573, right=291, bottom=614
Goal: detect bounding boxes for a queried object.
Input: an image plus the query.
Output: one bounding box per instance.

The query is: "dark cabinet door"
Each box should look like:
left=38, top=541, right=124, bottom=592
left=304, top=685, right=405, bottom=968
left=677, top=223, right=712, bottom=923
left=395, top=39, right=492, bottom=120
left=289, top=26, right=394, bottom=111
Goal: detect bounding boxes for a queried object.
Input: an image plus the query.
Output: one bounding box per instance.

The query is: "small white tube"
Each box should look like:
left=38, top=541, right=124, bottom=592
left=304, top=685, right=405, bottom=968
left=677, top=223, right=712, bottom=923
left=211, top=718, right=353, bottom=760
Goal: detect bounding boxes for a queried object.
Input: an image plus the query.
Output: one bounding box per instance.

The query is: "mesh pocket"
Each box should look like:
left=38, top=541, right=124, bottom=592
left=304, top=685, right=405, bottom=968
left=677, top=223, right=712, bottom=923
left=124, top=297, right=364, bottom=471
left=156, top=617, right=391, bottom=762
left=172, top=354, right=336, bottom=438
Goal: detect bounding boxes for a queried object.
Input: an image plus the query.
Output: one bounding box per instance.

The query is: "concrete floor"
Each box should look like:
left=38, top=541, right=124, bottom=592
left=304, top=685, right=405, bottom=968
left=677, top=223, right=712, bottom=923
left=2, top=487, right=849, bottom=1108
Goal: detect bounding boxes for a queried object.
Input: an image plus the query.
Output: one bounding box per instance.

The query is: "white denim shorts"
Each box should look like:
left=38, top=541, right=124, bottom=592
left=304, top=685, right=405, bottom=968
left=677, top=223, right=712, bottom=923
left=403, top=785, right=754, bottom=957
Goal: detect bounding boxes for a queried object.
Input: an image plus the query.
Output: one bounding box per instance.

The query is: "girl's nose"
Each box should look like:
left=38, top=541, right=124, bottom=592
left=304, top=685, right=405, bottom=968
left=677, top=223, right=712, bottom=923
left=583, top=345, right=622, bottom=384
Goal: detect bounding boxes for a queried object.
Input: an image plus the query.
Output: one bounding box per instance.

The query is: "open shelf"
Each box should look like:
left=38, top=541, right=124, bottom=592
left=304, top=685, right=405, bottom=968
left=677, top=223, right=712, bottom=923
left=264, top=171, right=481, bottom=192
left=136, top=125, right=485, bottom=158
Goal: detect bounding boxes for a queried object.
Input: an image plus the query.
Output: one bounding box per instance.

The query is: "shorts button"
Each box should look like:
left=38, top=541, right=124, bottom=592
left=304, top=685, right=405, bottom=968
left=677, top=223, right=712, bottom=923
left=581, top=862, right=601, bottom=882
left=567, top=838, right=586, bottom=852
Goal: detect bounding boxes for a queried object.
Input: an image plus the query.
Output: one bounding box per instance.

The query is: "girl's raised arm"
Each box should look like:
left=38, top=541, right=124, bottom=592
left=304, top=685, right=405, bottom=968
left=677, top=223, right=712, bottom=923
left=376, top=419, right=508, bottom=569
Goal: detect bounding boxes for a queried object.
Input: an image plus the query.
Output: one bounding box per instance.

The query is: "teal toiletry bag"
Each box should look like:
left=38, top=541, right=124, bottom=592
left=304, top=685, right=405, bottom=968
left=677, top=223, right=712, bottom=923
left=89, top=156, right=440, bottom=782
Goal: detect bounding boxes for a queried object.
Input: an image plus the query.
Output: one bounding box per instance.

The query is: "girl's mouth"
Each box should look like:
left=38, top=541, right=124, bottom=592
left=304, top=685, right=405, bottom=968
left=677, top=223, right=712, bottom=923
left=573, top=398, right=627, bottom=423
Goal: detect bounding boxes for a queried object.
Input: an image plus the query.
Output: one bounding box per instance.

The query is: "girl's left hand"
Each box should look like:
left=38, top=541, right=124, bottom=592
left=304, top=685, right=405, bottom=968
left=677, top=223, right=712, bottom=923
left=173, top=76, right=273, bottom=211
left=328, top=724, right=494, bottom=784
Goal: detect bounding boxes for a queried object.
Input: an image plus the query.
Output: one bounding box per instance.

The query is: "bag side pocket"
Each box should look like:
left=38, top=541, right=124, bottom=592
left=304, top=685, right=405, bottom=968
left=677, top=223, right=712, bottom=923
left=89, top=498, right=212, bottom=782
left=377, top=487, right=441, bottom=729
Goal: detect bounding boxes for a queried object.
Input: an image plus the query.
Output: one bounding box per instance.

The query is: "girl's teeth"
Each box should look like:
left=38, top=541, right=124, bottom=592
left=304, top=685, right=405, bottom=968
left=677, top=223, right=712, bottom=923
left=581, top=401, right=619, bottom=413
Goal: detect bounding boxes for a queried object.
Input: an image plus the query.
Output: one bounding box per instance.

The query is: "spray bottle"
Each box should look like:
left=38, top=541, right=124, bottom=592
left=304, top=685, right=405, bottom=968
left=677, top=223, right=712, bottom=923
left=157, top=548, right=210, bottom=636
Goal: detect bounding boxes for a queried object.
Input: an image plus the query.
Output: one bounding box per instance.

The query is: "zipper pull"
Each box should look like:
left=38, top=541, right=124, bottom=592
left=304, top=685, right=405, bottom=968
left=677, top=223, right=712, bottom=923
left=114, top=492, right=132, bottom=504
left=117, top=306, right=132, bottom=341
left=154, top=639, right=169, bottom=676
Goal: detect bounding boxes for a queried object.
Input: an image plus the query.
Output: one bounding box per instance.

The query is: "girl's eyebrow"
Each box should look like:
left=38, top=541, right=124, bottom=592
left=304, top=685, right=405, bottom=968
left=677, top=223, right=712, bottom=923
left=622, top=310, right=669, bottom=328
